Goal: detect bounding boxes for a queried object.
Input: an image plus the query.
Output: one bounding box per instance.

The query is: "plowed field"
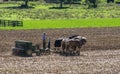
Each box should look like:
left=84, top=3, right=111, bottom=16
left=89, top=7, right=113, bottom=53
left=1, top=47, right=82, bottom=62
left=0, top=27, right=120, bottom=74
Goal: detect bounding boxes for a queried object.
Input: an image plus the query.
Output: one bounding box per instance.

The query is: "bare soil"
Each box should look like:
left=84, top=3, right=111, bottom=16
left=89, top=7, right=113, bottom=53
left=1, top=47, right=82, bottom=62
left=0, top=27, right=120, bottom=74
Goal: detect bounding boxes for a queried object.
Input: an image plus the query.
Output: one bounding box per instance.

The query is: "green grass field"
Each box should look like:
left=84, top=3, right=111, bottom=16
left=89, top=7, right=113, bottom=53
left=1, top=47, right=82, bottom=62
left=0, top=18, right=120, bottom=30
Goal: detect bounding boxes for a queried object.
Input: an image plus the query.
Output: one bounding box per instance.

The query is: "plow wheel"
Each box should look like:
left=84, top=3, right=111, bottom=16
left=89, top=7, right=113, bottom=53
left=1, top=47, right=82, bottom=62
left=76, top=50, right=80, bottom=56
left=12, top=49, right=19, bottom=56
left=36, top=50, right=40, bottom=56
left=46, top=49, right=51, bottom=54
left=26, top=50, right=32, bottom=57
left=45, top=48, right=51, bottom=55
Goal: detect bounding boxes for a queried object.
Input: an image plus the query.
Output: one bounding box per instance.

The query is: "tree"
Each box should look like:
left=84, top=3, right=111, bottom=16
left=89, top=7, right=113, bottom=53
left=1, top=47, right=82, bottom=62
left=24, top=0, right=29, bottom=7
left=44, top=0, right=64, bottom=8
left=21, top=0, right=29, bottom=8
left=86, top=0, right=98, bottom=8
left=25, top=0, right=28, bottom=7
left=107, top=0, right=114, bottom=3
left=44, top=0, right=81, bottom=8
left=59, top=0, right=64, bottom=8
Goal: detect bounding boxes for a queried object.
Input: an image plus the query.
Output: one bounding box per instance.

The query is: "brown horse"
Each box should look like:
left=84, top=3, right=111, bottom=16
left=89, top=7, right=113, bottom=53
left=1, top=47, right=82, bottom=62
left=62, top=36, right=87, bottom=55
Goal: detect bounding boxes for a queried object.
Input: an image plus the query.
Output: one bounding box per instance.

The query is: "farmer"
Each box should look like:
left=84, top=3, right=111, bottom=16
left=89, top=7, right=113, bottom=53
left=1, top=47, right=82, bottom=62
left=42, top=32, right=47, bottom=50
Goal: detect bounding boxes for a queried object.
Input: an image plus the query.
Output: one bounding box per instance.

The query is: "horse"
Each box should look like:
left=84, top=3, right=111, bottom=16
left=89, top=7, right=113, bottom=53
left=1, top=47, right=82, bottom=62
left=54, top=38, right=64, bottom=52
left=61, top=36, right=87, bottom=55
left=54, top=35, right=79, bottom=49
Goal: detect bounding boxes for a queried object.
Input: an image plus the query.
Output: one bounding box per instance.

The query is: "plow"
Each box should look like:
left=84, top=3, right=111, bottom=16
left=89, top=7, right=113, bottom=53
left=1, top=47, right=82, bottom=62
left=12, top=35, right=87, bottom=57
left=12, top=40, right=50, bottom=57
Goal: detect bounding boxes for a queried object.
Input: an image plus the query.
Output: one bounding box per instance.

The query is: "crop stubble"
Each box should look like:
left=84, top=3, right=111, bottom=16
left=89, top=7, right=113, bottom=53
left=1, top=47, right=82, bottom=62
left=0, top=27, right=120, bottom=74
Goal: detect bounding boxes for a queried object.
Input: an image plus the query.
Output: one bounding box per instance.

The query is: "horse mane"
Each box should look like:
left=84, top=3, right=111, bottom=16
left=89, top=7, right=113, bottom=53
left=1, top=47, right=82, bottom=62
left=68, top=35, right=79, bottom=39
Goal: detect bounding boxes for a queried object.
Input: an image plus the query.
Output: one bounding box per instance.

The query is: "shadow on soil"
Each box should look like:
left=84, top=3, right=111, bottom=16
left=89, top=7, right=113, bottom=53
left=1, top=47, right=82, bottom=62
left=54, top=51, right=83, bottom=57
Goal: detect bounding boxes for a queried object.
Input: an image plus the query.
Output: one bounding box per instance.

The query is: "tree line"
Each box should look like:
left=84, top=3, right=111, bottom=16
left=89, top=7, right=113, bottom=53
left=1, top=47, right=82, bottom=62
left=45, top=0, right=115, bottom=8
left=4, top=0, right=116, bottom=8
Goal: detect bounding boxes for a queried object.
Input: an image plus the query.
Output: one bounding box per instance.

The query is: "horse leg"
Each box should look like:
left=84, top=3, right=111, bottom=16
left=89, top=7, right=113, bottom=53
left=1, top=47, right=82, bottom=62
left=77, top=48, right=80, bottom=56
left=55, top=47, right=57, bottom=52
left=62, top=46, right=65, bottom=54
left=66, top=45, right=70, bottom=56
left=62, top=43, right=65, bottom=54
left=78, top=49, right=80, bottom=56
left=73, top=46, right=76, bottom=55
left=69, top=47, right=72, bottom=56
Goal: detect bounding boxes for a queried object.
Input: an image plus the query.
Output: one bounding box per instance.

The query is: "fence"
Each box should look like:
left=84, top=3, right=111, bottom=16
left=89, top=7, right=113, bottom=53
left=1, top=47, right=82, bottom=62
left=0, top=19, right=23, bottom=27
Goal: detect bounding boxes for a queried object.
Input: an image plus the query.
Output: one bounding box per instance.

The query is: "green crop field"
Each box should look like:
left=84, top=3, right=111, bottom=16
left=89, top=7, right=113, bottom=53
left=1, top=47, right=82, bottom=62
left=0, top=18, right=120, bottom=30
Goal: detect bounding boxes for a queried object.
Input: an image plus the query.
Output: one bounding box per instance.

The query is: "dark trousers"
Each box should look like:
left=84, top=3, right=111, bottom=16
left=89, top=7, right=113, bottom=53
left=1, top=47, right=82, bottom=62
left=43, top=39, right=46, bottom=49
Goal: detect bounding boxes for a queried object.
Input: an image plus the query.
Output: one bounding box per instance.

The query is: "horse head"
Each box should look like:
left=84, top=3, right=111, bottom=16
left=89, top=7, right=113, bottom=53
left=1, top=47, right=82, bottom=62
left=81, top=37, right=87, bottom=45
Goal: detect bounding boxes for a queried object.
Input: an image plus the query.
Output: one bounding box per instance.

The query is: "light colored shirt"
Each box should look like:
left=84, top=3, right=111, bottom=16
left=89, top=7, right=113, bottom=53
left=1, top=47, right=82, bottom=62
left=42, top=33, right=46, bottom=40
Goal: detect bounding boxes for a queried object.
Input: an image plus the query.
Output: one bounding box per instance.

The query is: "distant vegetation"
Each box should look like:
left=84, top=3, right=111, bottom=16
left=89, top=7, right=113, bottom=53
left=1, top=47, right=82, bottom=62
left=0, top=0, right=120, bottom=29
left=0, top=0, right=120, bottom=20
